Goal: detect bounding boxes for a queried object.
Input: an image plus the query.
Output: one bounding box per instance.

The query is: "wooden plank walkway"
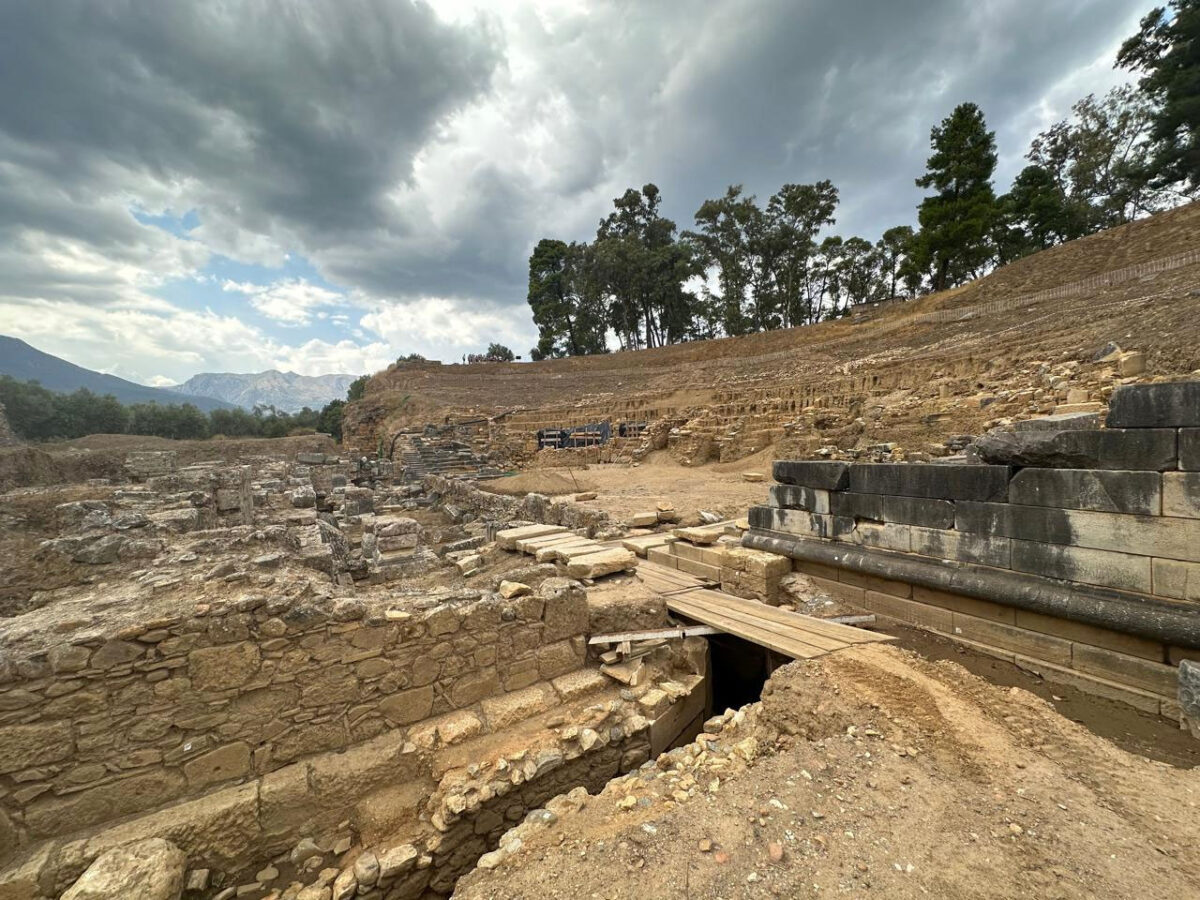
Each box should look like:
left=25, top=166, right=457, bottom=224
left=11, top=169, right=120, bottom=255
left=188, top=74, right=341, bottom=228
left=637, top=561, right=893, bottom=660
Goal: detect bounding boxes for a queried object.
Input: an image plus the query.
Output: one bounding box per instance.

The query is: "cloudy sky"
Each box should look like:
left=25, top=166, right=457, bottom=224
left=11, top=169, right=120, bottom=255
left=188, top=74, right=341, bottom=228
left=0, top=0, right=1152, bottom=384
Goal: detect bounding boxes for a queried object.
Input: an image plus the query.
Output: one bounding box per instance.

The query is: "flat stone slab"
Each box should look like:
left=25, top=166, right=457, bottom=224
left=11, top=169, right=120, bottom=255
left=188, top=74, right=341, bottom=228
left=973, top=429, right=1177, bottom=471
left=848, top=463, right=1011, bottom=501
left=565, top=548, right=637, bottom=579
left=1009, top=468, right=1162, bottom=515
left=496, top=524, right=566, bottom=551
left=620, top=534, right=677, bottom=557
left=772, top=461, right=850, bottom=490
left=1107, top=381, right=1200, bottom=428
left=672, top=525, right=724, bottom=545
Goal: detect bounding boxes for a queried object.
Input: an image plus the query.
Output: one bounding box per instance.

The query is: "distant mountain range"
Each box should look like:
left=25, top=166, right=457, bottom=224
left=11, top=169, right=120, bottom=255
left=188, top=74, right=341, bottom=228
left=167, top=370, right=357, bottom=412
left=0, top=335, right=235, bottom=412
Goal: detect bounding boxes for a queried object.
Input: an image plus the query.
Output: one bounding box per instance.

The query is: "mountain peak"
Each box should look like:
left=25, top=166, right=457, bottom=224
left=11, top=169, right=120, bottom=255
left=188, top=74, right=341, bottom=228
left=169, top=370, right=358, bottom=412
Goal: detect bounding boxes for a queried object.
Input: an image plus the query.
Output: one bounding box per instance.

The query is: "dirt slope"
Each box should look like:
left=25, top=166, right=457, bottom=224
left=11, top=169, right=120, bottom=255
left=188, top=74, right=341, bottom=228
left=456, top=643, right=1200, bottom=900
left=347, top=201, right=1200, bottom=453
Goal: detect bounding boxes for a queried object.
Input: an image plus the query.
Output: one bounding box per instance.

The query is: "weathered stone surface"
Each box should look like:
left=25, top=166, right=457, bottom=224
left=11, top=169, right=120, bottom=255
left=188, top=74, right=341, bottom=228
left=0, top=722, right=73, bottom=774
left=564, top=548, right=636, bottom=579
left=672, top=525, right=724, bottom=545
left=182, top=742, right=250, bottom=789
left=1179, top=660, right=1200, bottom=737
left=188, top=643, right=261, bottom=692
left=1151, top=559, right=1200, bottom=601
left=496, top=524, right=565, bottom=551
left=497, top=580, right=531, bottom=599
left=973, top=429, right=1177, bottom=471
left=26, top=770, right=186, bottom=837
left=61, top=838, right=186, bottom=900
left=829, top=491, right=882, bottom=520
left=772, top=461, right=849, bottom=490
left=767, top=485, right=830, bottom=514
left=449, top=668, right=499, bottom=707
left=1182, top=429, right=1199, bottom=471
left=956, top=501, right=1200, bottom=563
left=1107, top=381, right=1200, bottom=428
left=880, top=496, right=954, bottom=529
left=309, top=731, right=416, bottom=801
left=378, top=685, right=434, bottom=725
left=79, top=783, right=259, bottom=868
left=435, top=711, right=483, bottom=745
left=1009, top=468, right=1162, bottom=515
left=1163, top=472, right=1200, bottom=519
left=1009, top=412, right=1101, bottom=432
left=259, top=763, right=318, bottom=837
left=539, top=578, right=590, bottom=642
left=1009, top=540, right=1152, bottom=593
left=848, top=463, right=1011, bottom=501
left=536, top=639, right=582, bottom=679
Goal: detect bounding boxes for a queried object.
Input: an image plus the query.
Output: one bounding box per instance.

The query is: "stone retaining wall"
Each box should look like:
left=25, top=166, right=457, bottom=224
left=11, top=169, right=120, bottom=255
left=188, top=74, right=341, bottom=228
left=0, top=580, right=590, bottom=860
left=423, top=474, right=612, bottom=537
left=744, top=382, right=1200, bottom=719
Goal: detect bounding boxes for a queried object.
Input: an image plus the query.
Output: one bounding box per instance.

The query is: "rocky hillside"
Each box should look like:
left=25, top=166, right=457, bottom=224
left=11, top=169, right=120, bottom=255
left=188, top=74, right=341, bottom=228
left=168, top=370, right=357, bottom=412
left=0, top=336, right=234, bottom=412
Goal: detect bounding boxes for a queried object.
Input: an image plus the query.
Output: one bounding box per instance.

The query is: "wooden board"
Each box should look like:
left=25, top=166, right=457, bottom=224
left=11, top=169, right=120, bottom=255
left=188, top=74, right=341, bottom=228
left=638, top=560, right=892, bottom=660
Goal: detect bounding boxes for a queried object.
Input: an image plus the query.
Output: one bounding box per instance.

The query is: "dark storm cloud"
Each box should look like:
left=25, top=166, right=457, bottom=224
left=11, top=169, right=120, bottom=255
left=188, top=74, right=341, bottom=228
left=0, top=0, right=1153, bottom=317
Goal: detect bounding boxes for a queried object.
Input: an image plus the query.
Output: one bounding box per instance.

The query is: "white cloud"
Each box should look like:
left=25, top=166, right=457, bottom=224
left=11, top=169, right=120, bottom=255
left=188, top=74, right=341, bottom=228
left=360, top=297, right=537, bottom=359
left=222, top=278, right=346, bottom=327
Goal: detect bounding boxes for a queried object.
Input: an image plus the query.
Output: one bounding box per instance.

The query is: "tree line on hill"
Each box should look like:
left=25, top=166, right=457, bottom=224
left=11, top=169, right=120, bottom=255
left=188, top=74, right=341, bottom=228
left=0, top=375, right=348, bottom=442
left=527, top=1, right=1199, bottom=358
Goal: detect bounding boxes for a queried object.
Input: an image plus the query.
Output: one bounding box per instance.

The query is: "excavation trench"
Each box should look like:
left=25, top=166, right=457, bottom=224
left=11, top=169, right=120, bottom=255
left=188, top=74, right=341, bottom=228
left=192, top=633, right=779, bottom=900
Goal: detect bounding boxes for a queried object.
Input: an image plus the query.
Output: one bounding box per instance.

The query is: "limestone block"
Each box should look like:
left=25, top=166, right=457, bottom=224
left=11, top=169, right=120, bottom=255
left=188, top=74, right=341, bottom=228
left=77, top=783, right=260, bottom=869
left=1107, top=381, right=1200, bottom=428
left=539, top=578, right=590, bottom=641
left=496, top=524, right=565, bottom=551
left=1182, top=429, right=1199, bottom=471
left=721, top=547, right=791, bottom=580
left=309, top=730, right=416, bottom=801
left=956, top=501, right=1200, bottom=563
left=61, top=838, right=186, bottom=900
left=1010, top=468, right=1162, bottom=515
left=1010, top=540, right=1152, bottom=593
left=768, top=485, right=830, bottom=514
left=1151, top=559, right=1200, bottom=601
left=378, top=685, right=434, bottom=725
left=449, top=667, right=500, bottom=707
left=481, top=683, right=556, bottom=730
left=271, top=722, right=345, bottom=766
left=629, top=512, right=659, bottom=527
left=1179, top=660, right=1200, bottom=737
left=25, top=770, right=186, bottom=838
left=909, top=526, right=1012, bottom=568
left=620, top=534, right=675, bottom=557
left=1164, top=472, right=1200, bottom=519
left=671, top=526, right=723, bottom=545
left=880, top=495, right=954, bottom=529
left=259, top=763, right=318, bottom=836
left=830, top=491, right=882, bottom=520
left=188, top=642, right=261, bottom=692
left=183, top=742, right=250, bottom=790
left=848, top=463, right=1010, bottom=501
left=456, top=554, right=483, bottom=575
left=564, top=548, right=636, bottom=579
left=91, top=639, right=143, bottom=669
left=772, top=461, right=849, bottom=490
left=550, top=668, right=609, bottom=702
left=536, top=639, right=582, bottom=680
left=741, top=472, right=765, bottom=482
left=435, top=711, right=484, bottom=746
left=0, top=722, right=73, bottom=774
left=974, top=429, right=1176, bottom=472
left=498, top=580, right=531, bottom=599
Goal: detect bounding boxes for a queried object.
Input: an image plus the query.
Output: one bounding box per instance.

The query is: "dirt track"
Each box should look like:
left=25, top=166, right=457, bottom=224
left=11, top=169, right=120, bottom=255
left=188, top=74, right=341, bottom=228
left=456, top=643, right=1200, bottom=899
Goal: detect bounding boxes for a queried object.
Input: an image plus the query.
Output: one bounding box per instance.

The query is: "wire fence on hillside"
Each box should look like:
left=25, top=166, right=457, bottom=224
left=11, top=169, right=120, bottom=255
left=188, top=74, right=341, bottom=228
left=916, top=246, right=1200, bottom=324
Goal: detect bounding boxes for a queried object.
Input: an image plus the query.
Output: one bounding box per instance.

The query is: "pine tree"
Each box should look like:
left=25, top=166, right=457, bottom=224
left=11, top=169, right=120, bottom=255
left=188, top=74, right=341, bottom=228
left=1118, top=0, right=1200, bottom=191
left=912, top=103, right=998, bottom=292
